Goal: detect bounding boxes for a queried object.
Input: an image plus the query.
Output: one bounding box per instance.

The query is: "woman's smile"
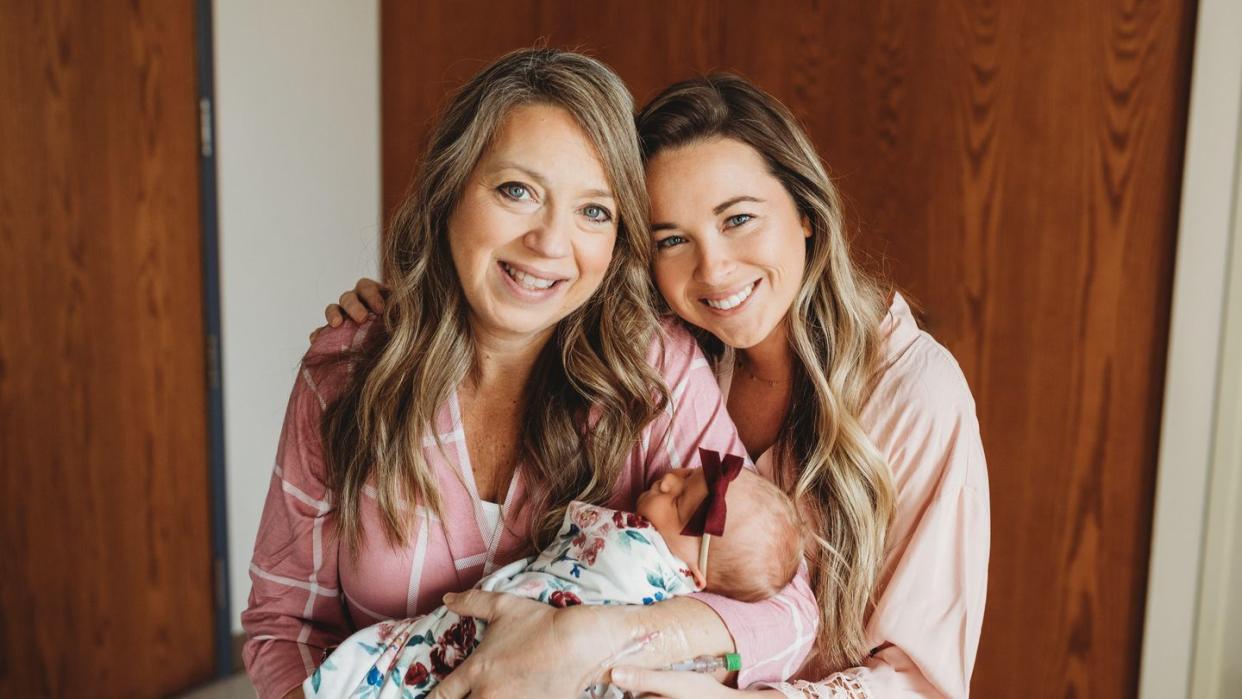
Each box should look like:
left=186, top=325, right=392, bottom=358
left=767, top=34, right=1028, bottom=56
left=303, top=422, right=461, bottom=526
left=647, top=137, right=810, bottom=350
left=449, top=103, right=618, bottom=343
left=496, top=260, right=570, bottom=300
left=699, top=279, right=761, bottom=314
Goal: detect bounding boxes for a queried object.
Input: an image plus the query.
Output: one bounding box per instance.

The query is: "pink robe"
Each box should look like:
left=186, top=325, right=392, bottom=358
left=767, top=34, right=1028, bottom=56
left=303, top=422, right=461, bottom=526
left=241, top=319, right=818, bottom=699
left=738, top=294, right=990, bottom=698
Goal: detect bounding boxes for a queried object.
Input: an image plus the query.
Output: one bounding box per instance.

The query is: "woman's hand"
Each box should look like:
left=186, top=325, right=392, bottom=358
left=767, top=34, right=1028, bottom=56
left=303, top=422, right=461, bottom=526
left=610, top=668, right=784, bottom=699
left=429, top=590, right=630, bottom=699
left=309, top=277, right=388, bottom=342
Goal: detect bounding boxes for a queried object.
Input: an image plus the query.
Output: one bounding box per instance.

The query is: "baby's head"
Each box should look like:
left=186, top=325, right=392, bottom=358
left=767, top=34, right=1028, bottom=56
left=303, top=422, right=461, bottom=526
left=636, top=466, right=802, bottom=602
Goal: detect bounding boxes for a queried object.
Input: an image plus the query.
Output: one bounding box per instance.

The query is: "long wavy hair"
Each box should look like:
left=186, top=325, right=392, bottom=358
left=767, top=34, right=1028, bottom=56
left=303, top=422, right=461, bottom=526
left=637, top=74, right=897, bottom=672
left=322, top=48, right=666, bottom=554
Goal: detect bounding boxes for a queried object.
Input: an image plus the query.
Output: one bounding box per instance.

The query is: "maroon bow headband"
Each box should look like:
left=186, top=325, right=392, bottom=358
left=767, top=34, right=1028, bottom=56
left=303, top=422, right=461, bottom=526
left=681, top=448, right=746, bottom=538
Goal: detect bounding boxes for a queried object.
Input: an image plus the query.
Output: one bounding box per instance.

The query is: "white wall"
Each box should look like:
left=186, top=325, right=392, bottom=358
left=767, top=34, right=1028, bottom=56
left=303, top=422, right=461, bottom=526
left=1191, top=142, right=1242, bottom=697
left=1139, top=0, right=1242, bottom=694
left=212, top=1, right=380, bottom=632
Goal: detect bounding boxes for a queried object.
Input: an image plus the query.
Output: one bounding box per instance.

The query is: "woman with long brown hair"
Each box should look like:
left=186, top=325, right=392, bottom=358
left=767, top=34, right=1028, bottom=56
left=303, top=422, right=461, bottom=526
left=329, top=74, right=989, bottom=697
left=245, top=51, right=819, bottom=699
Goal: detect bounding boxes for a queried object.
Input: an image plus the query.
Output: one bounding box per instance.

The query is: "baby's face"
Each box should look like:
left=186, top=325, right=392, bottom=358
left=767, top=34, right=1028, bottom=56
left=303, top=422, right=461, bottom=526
left=636, top=468, right=710, bottom=569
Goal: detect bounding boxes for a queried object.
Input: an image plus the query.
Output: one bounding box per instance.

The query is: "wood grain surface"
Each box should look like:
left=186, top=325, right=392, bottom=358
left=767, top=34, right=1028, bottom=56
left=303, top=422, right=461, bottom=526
left=0, top=1, right=215, bottom=696
left=380, top=2, right=1195, bottom=696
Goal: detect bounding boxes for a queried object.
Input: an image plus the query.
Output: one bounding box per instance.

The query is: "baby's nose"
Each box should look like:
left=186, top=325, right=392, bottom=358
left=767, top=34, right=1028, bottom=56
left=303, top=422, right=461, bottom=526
left=659, top=472, right=682, bottom=492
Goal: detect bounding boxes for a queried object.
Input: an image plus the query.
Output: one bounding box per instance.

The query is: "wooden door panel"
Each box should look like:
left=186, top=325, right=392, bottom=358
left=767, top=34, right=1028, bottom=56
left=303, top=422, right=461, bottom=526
left=381, top=0, right=722, bottom=216
left=382, top=1, right=542, bottom=218
left=708, top=4, right=1193, bottom=695
left=0, top=2, right=215, bottom=696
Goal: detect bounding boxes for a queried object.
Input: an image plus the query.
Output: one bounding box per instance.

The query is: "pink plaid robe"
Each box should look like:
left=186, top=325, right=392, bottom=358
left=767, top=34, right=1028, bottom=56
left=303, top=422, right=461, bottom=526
left=241, top=319, right=818, bottom=699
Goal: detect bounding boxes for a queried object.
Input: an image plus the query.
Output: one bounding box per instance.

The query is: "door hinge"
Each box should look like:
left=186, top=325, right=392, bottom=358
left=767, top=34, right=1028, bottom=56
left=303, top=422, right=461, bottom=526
left=199, top=97, right=214, bottom=158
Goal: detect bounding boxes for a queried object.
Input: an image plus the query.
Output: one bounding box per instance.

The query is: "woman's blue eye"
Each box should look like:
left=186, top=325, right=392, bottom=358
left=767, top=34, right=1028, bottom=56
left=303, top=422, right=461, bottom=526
left=499, top=182, right=531, bottom=200
left=582, top=205, right=613, bottom=223
left=725, top=214, right=753, bottom=228
left=656, top=235, right=686, bottom=250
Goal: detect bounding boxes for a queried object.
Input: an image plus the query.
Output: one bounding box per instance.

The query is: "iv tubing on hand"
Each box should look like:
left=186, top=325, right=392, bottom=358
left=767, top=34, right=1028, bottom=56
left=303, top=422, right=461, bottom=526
left=664, top=652, right=742, bottom=673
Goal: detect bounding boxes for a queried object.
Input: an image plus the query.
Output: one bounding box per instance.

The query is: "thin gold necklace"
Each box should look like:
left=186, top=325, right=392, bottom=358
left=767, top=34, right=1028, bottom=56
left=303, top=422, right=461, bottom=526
left=736, top=356, right=792, bottom=388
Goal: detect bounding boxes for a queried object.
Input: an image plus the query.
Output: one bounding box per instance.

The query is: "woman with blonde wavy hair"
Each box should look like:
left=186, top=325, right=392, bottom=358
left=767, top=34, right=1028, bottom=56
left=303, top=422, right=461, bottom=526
left=328, top=74, right=989, bottom=698
left=244, top=50, right=819, bottom=699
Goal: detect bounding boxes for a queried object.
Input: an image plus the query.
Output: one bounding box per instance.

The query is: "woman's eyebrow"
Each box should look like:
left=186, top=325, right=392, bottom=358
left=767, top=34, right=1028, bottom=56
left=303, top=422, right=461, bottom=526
left=490, top=161, right=548, bottom=187
left=490, top=160, right=612, bottom=200
left=713, top=195, right=765, bottom=214
left=651, top=196, right=768, bottom=231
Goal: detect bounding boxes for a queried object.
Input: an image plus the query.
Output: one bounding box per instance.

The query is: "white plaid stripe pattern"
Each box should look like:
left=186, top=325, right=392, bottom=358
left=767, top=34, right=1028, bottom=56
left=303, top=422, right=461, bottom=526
left=240, top=321, right=818, bottom=699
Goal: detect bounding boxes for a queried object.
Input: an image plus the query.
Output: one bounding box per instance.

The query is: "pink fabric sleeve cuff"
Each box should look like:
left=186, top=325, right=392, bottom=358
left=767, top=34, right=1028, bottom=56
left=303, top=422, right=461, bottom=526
left=244, top=638, right=313, bottom=699
left=689, top=561, right=818, bottom=688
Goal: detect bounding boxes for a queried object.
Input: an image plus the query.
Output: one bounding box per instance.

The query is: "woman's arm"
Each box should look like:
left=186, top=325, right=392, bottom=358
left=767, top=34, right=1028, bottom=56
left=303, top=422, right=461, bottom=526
left=761, top=342, right=990, bottom=699
left=242, top=327, right=362, bottom=699
left=425, top=323, right=818, bottom=698
left=757, top=481, right=986, bottom=699
left=430, top=590, right=742, bottom=698
left=641, top=321, right=820, bottom=688
left=687, top=564, right=819, bottom=687
left=618, top=331, right=990, bottom=699
left=761, top=482, right=987, bottom=699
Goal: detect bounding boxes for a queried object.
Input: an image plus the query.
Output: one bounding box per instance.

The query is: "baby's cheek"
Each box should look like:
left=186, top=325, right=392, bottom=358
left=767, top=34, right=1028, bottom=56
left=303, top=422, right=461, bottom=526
left=635, top=496, right=661, bottom=522
left=661, top=532, right=693, bottom=561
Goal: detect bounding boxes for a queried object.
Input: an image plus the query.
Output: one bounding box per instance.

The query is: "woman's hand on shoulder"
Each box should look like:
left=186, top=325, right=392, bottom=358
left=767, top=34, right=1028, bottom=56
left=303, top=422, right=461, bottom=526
left=309, top=277, right=388, bottom=342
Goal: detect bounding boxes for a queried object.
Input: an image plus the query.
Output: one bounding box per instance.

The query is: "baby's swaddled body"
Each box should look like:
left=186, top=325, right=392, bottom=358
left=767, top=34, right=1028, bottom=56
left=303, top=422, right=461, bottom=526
left=306, top=501, right=697, bottom=698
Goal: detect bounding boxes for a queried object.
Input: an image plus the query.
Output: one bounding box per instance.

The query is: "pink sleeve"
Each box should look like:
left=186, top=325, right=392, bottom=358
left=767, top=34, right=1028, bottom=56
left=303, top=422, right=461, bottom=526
left=641, top=321, right=820, bottom=687
left=638, top=321, right=749, bottom=477
left=694, top=564, right=820, bottom=687
left=769, top=342, right=990, bottom=698
left=240, top=326, right=361, bottom=699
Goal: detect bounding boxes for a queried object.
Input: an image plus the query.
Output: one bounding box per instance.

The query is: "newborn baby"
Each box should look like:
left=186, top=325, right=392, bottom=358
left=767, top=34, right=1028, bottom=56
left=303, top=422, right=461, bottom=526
left=305, top=449, right=802, bottom=698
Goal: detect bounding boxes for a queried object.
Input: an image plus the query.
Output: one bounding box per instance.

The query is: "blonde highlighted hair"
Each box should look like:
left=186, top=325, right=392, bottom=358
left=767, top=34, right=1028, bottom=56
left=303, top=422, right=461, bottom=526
left=637, top=75, right=897, bottom=672
left=321, top=48, right=667, bottom=554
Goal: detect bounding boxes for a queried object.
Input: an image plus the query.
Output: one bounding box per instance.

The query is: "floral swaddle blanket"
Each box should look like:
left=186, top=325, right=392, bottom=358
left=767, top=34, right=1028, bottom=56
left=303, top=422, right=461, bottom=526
left=305, top=501, right=698, bottom=698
